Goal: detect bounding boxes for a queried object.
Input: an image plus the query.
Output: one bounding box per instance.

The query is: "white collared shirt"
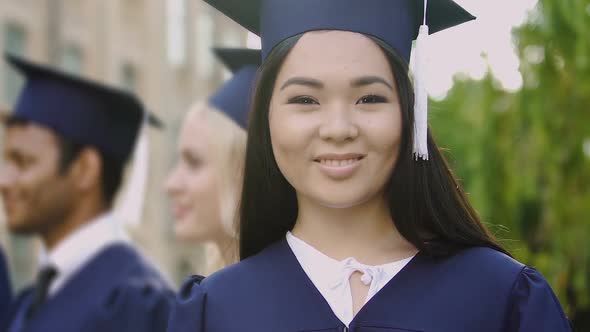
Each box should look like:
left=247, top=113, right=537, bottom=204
left=39, top=212, right=129, bottom=297
left=286, top=232, right=414, bottom=327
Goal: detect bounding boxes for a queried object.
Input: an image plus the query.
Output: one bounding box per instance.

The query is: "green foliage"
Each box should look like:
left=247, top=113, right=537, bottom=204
left=430, top=0, right=590, bottom=324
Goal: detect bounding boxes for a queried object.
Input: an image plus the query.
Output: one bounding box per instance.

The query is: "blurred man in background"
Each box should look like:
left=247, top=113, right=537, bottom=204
left=0, top=54, right=173, bottom=332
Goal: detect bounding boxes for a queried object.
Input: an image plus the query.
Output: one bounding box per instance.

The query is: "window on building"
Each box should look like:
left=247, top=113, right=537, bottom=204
left=3, top=23, right=27, bottom=104
left=60, top=44, right=84, bottom=74
left=167, top=0, right=187, bottom=67
left=120, top=62, right=139, bottom=93
left=196, top=8, right=215, bottom=79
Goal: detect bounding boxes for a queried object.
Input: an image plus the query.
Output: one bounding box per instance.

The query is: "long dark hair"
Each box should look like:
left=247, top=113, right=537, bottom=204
left=239, top=34, right=508, bottom=260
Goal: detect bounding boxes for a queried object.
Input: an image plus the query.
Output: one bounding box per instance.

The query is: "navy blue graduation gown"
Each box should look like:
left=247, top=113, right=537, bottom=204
left=8, top=243, right=173, bottom=332
left=0, top=249, right=13, bottom=332
left=167, top=239, right=571, bottom=332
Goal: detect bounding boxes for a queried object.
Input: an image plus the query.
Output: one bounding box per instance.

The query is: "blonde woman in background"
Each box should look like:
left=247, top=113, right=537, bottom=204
left=165, top=48, right=259, bottom=274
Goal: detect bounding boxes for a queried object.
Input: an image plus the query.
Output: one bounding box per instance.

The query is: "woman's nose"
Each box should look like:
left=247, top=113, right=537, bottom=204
left=318, top=105, right=359, bottom=142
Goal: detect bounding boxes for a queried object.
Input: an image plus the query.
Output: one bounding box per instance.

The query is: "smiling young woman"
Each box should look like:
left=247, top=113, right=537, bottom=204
left=165, top=48, right=258, bottom=275
left=166, top=1, right=572, bottom=331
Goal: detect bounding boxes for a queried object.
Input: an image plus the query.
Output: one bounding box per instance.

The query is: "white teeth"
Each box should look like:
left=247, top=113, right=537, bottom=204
left=319, top=158, right=360, bottom=166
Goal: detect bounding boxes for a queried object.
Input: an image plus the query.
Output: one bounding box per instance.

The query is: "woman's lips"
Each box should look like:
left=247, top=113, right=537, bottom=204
left=173, top=205, right=189, bottom=219
left=314, top=153, right=365, bottom=180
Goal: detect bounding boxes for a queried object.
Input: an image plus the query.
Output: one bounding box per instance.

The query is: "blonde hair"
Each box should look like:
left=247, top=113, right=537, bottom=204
left=185, top=101, right=247, bottom=274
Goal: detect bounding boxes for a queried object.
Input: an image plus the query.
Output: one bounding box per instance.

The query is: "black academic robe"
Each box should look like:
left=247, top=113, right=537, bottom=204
left=167, top=239, right=571, bottom=332
left=8, top=243, right=173, bottom=332
left=0, top=249, right=13, bottom=332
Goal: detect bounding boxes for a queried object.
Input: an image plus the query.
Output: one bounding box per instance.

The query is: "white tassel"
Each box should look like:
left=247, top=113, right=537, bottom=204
left=115, top=124, right=150, bottom=228
left=412, top=1, right=430, bottom=160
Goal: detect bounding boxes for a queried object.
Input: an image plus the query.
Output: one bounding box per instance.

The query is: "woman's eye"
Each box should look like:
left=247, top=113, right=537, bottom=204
left=182, top=155, right=202, bottom=169
left=357, top=94, right=387, bottom=104
left=287, top=96, right=319, bottom=105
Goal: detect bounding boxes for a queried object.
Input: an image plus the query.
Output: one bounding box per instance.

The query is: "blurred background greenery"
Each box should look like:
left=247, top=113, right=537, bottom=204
left=431, top=0, right=590, bottom=329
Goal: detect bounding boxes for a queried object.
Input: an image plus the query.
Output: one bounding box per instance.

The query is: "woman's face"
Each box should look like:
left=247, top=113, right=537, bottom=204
left=269, top=31, right=403, bottom=209
left=165, top=110, right=224, bottom=242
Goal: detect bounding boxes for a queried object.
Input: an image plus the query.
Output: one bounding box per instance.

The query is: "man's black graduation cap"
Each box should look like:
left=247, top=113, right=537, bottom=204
left=3, top=53, right=163, bottom=163
left=209, top=48, right=261, bottom=129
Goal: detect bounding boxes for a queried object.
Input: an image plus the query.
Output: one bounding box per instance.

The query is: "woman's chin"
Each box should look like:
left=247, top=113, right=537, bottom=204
left=173, top=220, right=207, bottom=242
left=299, top=181, right=383, bottom=210
left=314, top=193, right=375, bottom=210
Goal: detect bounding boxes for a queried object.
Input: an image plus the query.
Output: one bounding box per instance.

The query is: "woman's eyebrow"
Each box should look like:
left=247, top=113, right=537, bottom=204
left=280, top=77, right=324, bottom=91
left=350, top=76, right=394, bottom=89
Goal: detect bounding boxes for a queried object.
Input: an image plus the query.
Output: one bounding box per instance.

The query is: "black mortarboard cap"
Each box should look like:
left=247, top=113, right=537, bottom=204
left=4, top=54, right=160, bottom=162
left=209, top=48, right=261, bottom=129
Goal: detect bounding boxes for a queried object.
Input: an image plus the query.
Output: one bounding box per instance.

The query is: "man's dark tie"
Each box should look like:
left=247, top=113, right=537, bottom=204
left=26, top=265, right=58, bottom=320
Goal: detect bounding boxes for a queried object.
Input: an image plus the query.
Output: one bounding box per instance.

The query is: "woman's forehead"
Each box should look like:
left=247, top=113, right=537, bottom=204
left=278, top=31, right=393, bottom=80
left=179, top=113, right=209, bottom=150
